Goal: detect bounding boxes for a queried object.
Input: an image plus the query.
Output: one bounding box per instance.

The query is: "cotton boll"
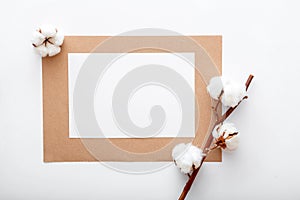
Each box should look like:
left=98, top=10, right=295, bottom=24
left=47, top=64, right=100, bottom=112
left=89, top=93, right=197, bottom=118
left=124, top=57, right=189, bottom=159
left=215, top=123, right=238, bottom=138
left=49, top=32, right=64, bottom=46
left=176, top=153, right=193, bottom=174
left=47, top=43, right=61, bottom=57
left=39, top=24, right=57, bottom=38
left=207, top=76, right=223, bottom=100
left=207, top=76, right=247, bottom=107
left=172, top=143, right=187, bottom=160
left=212, top=123, right=240, bottom=151
left=188, top=144, right=204, bottom=168
left=225, top=134, right=240, bottom=151
left=172, top=143, right=204, bottom=174
left=221, top=80, right=247, bottom=107
left=31, top=25, right=64, bottom=57
left=31, top=31, right=45, bottom=46
left=35, top=45, right=48, bottom=57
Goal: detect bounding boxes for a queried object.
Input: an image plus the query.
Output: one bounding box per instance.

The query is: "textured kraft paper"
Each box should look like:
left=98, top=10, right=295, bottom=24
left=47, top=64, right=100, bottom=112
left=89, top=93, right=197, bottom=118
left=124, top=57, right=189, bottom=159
left=42, top=36, right=222, bottom=162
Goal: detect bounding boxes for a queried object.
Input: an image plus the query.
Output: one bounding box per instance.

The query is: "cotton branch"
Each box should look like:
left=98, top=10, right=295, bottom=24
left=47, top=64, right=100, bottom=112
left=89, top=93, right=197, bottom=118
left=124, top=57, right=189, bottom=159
left=178, top=74, right=254, bottom=200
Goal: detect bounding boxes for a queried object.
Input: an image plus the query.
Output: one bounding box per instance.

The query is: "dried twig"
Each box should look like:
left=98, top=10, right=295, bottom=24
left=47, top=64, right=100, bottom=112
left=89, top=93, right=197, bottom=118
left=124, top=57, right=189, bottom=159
left=178, top=75, right=254, bottom=200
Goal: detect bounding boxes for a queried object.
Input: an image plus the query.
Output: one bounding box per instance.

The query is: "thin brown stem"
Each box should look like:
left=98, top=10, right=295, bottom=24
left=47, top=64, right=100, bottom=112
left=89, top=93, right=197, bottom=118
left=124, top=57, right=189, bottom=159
left=178, top=74, right=254, bottom=200
left=207, top=145, right=219, bottom=152
left=212, top=90, right=223, bottom=121
left=213, top=90, right=223, bottom=112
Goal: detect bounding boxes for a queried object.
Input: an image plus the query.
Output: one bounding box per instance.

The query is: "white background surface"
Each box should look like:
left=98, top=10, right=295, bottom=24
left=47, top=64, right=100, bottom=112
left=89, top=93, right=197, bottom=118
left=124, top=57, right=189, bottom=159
left=1, top=0, right=300, bottom=199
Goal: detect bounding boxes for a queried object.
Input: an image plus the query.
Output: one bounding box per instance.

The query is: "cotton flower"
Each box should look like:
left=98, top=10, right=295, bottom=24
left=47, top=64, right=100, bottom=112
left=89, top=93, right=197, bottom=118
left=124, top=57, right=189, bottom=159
left=207, top=76, right=247, bottom=107
left=212, top=123, right=240, bottom=151
left=206, top=76, right=223, bottom=100
left=31, top=24, right=64, bottom=57
left=172, top=143, right=204, bottom=174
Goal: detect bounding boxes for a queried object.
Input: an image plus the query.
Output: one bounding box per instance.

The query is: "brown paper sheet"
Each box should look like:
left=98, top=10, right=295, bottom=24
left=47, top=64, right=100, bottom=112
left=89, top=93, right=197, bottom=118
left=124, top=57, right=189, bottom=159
left=43, top=36, right=222, bottom=162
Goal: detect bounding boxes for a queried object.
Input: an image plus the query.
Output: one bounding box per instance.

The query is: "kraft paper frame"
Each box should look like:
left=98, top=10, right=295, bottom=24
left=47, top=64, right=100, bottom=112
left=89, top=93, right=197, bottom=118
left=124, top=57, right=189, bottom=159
left=43, top=36, right=222, bottom=162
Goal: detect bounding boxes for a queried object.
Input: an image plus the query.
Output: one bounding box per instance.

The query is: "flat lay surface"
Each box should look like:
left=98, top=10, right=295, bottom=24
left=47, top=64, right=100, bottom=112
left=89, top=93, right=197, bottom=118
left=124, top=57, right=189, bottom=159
left=0, top=0, right=300, bottom=199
